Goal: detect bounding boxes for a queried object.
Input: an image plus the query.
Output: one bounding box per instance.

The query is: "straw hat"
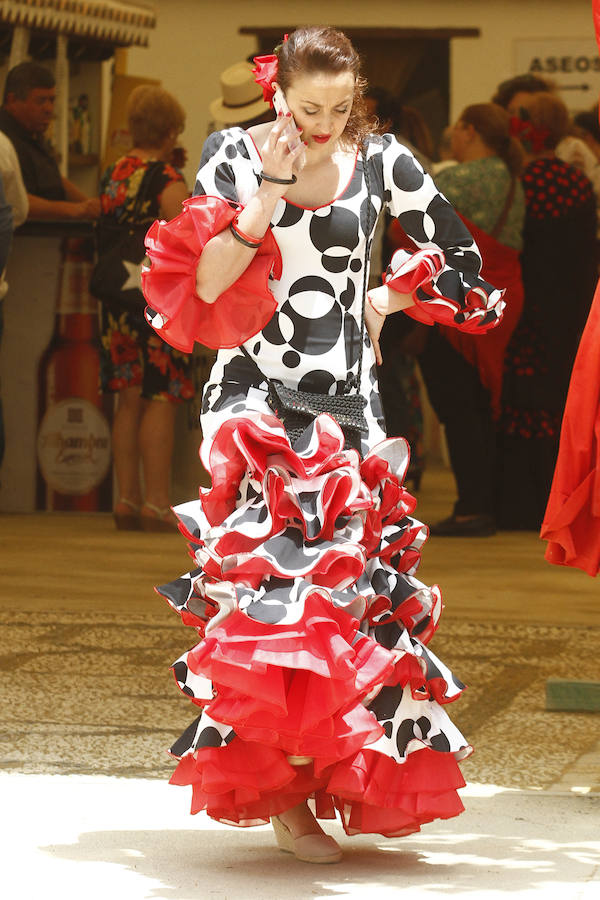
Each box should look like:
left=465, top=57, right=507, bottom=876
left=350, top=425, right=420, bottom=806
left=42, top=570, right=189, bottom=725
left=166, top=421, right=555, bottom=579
left=209, top=61, right=270, bottom=124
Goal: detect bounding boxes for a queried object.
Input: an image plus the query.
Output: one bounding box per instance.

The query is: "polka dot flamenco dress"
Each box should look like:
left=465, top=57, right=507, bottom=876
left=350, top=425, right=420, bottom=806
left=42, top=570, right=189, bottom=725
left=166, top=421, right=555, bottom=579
left=142, top=129, right=505, bottom=836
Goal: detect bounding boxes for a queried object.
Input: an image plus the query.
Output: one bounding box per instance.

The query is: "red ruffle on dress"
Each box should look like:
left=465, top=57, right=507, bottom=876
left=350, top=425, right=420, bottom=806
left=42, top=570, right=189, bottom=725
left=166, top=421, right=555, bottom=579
left=540, top=281, right=600, bottom=575
left=145, top=129, right=484, bottom=838
left=383, top=244, right=505, bottom=334
left=160, top=413, right=472, bottom=834
left=142, top=195, right=281, bottom=351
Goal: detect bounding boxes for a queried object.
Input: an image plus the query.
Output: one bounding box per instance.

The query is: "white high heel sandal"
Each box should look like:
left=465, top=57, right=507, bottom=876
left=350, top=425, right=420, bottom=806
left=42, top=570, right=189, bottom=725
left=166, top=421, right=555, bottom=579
left=271, top=815, right=343, bottom=864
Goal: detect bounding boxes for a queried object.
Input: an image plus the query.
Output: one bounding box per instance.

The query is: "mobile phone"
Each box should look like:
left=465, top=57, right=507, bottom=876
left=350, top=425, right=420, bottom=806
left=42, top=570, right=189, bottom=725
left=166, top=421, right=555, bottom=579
left=272, top=87, right=305, bottom=159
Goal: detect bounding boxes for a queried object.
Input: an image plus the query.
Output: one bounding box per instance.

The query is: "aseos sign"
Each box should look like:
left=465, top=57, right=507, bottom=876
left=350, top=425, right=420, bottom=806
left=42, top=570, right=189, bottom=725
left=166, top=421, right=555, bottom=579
left=513, top=38, right=600, bottom=111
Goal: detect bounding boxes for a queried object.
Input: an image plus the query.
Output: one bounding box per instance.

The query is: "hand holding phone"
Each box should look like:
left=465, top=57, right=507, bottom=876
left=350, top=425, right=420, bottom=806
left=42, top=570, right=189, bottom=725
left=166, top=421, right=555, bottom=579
left=272, top=87, right=306, bottom=165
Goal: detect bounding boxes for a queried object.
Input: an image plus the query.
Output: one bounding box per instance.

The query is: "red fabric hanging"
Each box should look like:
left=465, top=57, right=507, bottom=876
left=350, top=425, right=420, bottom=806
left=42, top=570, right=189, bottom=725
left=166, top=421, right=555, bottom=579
left=141, top=195, right=281, bottom=352
left=539, top=0, right=600, bottom=575
left=386, top=215, right=522, bottom=418
left=540, top=282, right=600, bottom=575
left=440, top=215, right=524, bottom=419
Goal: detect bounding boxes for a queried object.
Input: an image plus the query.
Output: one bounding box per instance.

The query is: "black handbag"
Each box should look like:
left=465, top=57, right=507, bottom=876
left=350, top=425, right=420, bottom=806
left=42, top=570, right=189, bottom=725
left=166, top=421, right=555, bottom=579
left=266, top=379, right=368, bottom=451
left=241, top=145, right=373, bottom=453
left=90, top=162, right=163, bottom=310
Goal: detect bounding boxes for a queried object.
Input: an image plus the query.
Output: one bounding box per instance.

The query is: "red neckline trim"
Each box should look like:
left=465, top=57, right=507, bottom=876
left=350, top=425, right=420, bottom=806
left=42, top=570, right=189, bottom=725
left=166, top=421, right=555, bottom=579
left=243, top=128, right=360, bottom=211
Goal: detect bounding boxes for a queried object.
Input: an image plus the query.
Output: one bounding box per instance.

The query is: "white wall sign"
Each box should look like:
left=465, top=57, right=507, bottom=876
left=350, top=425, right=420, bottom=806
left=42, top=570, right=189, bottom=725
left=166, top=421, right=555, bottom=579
left=513, top=38, right=600, bottom=111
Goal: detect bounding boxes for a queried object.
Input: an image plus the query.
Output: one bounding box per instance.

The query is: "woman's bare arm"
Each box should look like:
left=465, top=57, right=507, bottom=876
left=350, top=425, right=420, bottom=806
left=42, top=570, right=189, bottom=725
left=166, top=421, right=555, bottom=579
left=365, top=284, right=415, bottom=365
left=195, top=115, right=304, bottom=304
left=368, top=283, right=414, bottom=316
left=159, top=180, right=189, bottom=221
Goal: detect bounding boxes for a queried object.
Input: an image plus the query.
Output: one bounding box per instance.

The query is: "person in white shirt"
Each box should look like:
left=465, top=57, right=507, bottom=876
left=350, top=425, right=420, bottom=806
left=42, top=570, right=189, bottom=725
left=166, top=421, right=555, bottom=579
left=0, top=130, right=28, bottom=469
left=0, top=130, right=28, bottom=301
left=0, top=130, right=28, bottom=236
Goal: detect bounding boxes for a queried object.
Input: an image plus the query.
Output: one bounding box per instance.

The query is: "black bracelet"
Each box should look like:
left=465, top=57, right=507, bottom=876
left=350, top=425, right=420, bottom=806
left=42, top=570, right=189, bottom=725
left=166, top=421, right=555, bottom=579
left=261, top=172, right=297, bottom=185
left=229, top=222, right=262, bottom=249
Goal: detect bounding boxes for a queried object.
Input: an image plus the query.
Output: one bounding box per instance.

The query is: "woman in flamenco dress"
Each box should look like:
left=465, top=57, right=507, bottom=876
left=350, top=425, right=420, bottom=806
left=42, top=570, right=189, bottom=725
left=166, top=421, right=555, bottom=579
left=142, top=27, right=505, bottom=863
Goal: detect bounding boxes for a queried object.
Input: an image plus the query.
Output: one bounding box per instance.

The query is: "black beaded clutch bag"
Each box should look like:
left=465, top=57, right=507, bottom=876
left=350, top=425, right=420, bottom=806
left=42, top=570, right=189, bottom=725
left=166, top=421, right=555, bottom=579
left=267, top=379, right=368, bottom=451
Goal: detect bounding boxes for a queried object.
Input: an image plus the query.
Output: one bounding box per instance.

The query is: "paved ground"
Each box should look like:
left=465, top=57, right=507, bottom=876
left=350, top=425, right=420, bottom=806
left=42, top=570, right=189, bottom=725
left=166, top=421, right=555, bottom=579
left=3, top=775, right=599, bottom=900
left=1, top=467, right=599, bottom=898
left=1, top=607, right=599, bottom=791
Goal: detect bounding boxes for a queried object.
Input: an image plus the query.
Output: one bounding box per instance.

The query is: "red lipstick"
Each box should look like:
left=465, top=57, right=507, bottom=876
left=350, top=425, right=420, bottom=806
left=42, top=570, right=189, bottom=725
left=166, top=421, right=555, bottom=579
left=312, top=134, right=331, bottom=144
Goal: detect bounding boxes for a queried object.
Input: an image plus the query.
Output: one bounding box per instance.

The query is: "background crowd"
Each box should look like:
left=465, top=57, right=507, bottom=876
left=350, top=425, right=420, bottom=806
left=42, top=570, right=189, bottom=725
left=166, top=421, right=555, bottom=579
left=0, top=59, right=597, bottom=536
left=367, top=74, right=598, bottom=536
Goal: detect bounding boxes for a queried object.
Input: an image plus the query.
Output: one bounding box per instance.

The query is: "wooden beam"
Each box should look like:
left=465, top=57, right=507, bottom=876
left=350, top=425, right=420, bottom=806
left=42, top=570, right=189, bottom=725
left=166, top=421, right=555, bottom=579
left=55, top=32, right=69, bottom=178
left=114, top=47, right=128, bottom=75
left=8, top=24, right=29, bottom=69
left=240, top=26, right=480, bottom=40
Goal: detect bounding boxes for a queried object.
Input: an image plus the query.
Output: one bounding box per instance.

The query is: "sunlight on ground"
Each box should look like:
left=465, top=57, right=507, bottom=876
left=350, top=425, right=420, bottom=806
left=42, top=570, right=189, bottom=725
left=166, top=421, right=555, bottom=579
left=2, top=774, right=598, bottom=899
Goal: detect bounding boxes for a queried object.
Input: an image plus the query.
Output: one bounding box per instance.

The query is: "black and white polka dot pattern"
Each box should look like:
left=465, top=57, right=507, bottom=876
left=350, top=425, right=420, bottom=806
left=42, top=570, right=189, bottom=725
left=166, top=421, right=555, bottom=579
left=193, top=129, right=487, bottom=451
left=160, top=414, right=470, bottom=776
left=159, top=128, right=481, bottom=826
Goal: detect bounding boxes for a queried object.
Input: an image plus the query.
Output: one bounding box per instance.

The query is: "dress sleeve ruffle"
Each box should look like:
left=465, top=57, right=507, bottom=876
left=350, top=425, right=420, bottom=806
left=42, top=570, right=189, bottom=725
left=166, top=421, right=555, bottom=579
left=141, top=194, right=281, bottom=352
left=378, top=134, right=505, bottom=333
left=383, top=246, right=506, bottom=333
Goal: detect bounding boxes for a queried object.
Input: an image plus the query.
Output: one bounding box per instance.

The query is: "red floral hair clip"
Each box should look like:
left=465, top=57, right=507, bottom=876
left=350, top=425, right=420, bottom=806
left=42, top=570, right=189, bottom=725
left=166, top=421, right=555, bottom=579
left=252, top=55, right=278, bottom=106
left=510, top=111, right=551, bottom=154
left=252, top=34, right=288, bottom=107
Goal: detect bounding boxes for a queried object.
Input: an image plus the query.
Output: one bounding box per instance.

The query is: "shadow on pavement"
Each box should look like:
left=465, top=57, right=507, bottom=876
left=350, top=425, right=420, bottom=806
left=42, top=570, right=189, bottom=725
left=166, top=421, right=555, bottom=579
left=39, top=790, right=600, bottom=900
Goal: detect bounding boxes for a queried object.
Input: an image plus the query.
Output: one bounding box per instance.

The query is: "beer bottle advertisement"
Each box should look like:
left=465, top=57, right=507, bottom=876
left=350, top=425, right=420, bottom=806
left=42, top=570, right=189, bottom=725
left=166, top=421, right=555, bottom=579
left=36, top=237, right=113, bottom=511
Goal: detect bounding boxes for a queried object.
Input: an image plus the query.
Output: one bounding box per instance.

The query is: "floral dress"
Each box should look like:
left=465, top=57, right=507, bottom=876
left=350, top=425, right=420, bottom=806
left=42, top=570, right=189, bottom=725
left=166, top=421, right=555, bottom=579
left=142, top=128, right=505, bottom=835
left=434, top=156, right=525, bottom=251
left=98, top=155, right=193, bottom=403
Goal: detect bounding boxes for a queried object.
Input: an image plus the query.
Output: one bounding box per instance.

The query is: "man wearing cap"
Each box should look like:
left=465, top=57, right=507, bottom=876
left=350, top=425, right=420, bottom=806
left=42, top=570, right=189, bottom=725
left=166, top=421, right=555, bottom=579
left=209, top=61, right=272, bottom=130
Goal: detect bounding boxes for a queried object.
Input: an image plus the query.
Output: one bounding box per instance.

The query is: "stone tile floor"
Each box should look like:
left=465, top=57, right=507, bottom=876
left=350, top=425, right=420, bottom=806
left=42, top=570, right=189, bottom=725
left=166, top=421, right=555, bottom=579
left=1, top=607, right=598, bottom=791
left=1, top=464, right=599, bottom=796
left=2, top=469, right=599, bottom=899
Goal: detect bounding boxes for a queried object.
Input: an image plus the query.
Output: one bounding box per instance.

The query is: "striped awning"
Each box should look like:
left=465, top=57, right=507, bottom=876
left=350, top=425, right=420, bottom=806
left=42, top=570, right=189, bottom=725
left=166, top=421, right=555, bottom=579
left=0, top=0, right=156, bottom=47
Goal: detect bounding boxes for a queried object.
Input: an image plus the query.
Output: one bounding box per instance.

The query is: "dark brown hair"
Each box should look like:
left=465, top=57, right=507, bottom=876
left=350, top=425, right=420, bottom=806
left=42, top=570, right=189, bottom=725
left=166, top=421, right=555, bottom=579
left=394, top=106, right=434, bottom=160
left=574, top=107, right=600, bottom=144
left=524, top=93, right=570, bottom=150
left=461, top=103, right=525, bottom=176
left=492, top=73, right=554, bottom=109
left=4, top=62, right=54, bottom=102
left=365, top=86, right=434, bottom=158
left=275, top=27, right=373, bottom=147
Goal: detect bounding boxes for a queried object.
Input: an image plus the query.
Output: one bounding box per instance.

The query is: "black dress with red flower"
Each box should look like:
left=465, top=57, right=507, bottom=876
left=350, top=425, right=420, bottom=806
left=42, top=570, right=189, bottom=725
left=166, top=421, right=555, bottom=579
left=496, top=157, right=597, bottom=528
left=98, top=156, right=194, bottom=402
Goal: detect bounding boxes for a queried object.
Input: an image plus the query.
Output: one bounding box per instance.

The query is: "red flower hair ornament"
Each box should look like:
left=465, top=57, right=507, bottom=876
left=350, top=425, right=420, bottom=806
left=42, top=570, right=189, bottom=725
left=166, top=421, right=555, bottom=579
left=252, top=55, right=278, bottom=106
left=252, top=34, right=287, bottom=107
left=509, top=109, right=551, bottom=155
